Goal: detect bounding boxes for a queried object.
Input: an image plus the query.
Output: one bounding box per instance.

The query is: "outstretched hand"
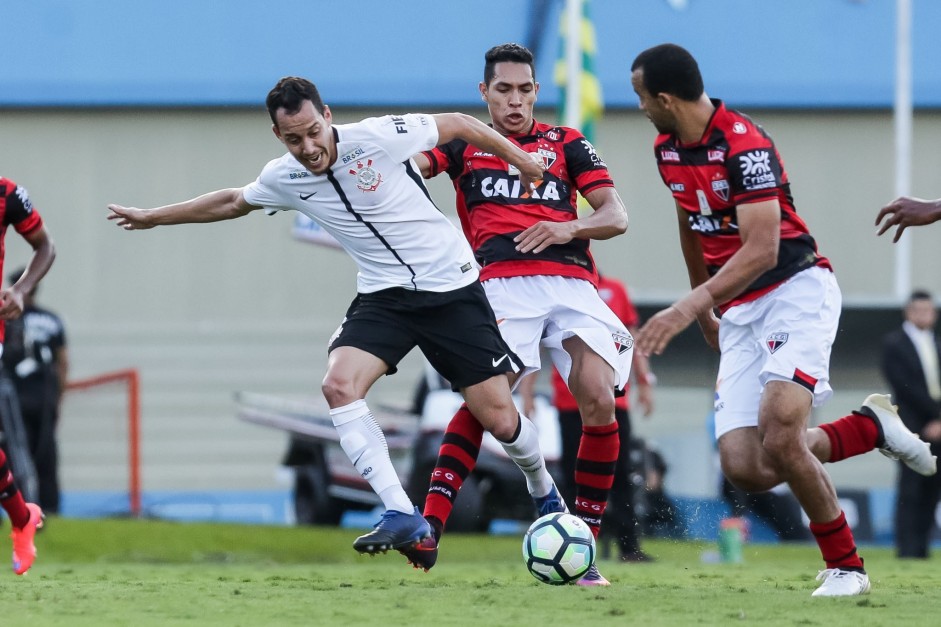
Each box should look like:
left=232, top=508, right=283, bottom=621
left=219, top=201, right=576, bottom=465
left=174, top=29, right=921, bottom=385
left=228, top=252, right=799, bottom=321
left=635, top=306, right=693, bottom=356
left=875, top=196, right=941, bottom=243
left=107, top=204, right=154, bottom=230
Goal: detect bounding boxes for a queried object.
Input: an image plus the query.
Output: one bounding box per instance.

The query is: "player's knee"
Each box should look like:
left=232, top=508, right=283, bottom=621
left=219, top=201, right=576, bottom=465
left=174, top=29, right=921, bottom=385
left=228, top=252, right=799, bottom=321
left=760, top=428, right=803, bottom=468
left=321, top=373, right=356, bottom=407
left=723, top=464, right=773, bottom=492
left=572, top=389, right=615, bottom=426
left=485, top=410, right=519, bottom=441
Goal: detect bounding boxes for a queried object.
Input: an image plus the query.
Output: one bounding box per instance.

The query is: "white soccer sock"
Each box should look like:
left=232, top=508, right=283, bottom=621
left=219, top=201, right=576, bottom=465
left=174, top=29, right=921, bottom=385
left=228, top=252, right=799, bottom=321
left=499, top=414, right=554, bottom=498
left=330, top=399, right=414, bottom=514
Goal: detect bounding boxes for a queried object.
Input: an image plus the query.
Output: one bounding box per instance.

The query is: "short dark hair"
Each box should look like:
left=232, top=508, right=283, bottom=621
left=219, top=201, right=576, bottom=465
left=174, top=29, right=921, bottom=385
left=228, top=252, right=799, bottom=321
left=483, top=43, right=535, bottom=86
left=266, top=77, right=325, bottom=125
left=909, top=289, right=934, bottom=303
left=631, top=43, right=704, bottom=102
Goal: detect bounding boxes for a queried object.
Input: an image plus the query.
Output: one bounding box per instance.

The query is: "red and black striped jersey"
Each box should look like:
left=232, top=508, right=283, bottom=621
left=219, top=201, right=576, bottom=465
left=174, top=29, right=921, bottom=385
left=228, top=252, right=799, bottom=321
left=653, top=100, right=830, bottom=308
left=423, top=119, right=613, bottom=284
left=0, top=177, right=45, bottom=342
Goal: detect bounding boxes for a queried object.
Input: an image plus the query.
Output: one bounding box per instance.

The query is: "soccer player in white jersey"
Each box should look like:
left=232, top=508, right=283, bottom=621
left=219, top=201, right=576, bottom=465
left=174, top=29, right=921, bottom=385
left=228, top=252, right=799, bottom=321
left=108, top=76, right=561, bottom=564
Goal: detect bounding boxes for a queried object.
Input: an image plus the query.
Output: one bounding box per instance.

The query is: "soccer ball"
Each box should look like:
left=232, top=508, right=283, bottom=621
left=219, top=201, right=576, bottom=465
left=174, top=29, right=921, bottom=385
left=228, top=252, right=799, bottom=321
left=522, top=512, right=595, bottom=584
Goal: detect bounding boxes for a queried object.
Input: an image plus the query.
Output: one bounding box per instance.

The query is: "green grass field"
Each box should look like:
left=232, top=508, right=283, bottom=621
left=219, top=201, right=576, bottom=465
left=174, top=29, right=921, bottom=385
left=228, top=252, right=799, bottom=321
left=4, top=517, right=939, bottom=626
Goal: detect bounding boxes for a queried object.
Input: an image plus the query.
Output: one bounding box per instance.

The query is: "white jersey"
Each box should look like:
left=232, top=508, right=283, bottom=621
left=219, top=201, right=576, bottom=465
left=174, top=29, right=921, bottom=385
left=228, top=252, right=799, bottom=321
left=242, top=114, right=479, bottom=293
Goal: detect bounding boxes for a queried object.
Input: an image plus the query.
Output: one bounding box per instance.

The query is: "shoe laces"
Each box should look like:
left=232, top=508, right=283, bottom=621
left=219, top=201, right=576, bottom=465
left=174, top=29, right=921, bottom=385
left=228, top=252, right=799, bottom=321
left=373, top=510, right=400, bottom=528
left=815, top=568, right=860, bottom=583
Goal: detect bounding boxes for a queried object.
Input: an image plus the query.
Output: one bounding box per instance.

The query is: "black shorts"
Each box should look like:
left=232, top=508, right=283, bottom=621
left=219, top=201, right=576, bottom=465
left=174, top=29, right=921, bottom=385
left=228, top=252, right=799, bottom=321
left=328, top=281, right=521, bottom=390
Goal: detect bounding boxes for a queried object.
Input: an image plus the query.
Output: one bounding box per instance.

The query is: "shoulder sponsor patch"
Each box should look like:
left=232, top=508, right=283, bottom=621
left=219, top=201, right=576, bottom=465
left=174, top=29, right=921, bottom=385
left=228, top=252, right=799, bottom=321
left=738, top=150, right=777, bottom=190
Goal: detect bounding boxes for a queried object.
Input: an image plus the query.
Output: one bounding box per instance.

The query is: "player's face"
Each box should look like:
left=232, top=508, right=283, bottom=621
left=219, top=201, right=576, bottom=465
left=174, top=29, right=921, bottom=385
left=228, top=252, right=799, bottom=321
left=480, top=62, right=539, bottom=136
left=906, top=299, right=938, bottom=330
left=273, top=100, right=337, bottom=175
left=631, top=68, right=675, bottom=135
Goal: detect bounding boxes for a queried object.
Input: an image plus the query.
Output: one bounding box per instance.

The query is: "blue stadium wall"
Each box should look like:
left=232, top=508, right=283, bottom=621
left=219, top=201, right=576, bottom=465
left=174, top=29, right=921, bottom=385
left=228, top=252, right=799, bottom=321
left=5, top=0, right=941, bottom=109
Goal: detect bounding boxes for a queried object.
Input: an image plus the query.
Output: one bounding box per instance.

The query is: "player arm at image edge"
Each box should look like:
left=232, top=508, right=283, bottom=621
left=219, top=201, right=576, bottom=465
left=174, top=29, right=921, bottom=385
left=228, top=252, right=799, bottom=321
left=1, top=224, right=56, bottom=319
left=107, top=188, right=259, bottom=230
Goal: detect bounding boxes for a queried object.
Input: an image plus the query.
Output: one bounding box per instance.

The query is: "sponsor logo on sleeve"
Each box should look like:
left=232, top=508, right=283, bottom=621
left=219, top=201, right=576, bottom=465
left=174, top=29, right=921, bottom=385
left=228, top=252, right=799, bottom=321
left=15, top=186, right=33, bottom=212
left=389, top=115, right=409, bottom=134
left=738, top=150, right=777, bottom=190
left=581, top=139, right=607, bottom=167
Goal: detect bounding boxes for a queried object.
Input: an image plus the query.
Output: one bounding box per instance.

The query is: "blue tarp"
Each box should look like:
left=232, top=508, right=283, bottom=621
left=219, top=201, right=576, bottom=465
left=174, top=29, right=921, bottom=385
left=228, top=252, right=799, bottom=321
left=3, top=0, right=940, bottom=108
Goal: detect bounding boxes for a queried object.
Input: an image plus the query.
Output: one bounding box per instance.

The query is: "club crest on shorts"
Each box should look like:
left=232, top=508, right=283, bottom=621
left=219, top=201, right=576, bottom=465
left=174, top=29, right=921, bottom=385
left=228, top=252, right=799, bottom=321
left=613, top=332, right=633, bottom=355
left=766, top=332, right=789, bottom=354
left=349, top=159, right=382, bottom=192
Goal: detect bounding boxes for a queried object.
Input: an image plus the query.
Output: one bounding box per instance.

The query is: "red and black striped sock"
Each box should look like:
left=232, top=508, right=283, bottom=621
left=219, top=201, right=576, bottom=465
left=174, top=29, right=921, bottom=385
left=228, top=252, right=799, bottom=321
left=819, top=411, right=879, bottom=462
left=0, top=449, right=29, bottom=529
left=422, top=404, right=483, bottom=537
left=809, top=510, right=865, bottom=571
left=573, top=422, right=619, bottom=539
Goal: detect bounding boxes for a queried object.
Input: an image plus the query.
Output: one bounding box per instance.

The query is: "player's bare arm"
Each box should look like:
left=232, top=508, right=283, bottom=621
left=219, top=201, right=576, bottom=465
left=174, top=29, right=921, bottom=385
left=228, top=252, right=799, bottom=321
left=692, top=198, right=780, bottom=307
left=107, top=188, right=257, bottom=230
left=432, top=113, right=545, bottom=191
left=413, top=152, right=434, bottom=179
left=0, top=225, right=55, bottom=321
left=876, top=196, right=941, bottom=242
left=514, top=186, right=627, bottom=254
left=637, top=199, right=779, bottom=355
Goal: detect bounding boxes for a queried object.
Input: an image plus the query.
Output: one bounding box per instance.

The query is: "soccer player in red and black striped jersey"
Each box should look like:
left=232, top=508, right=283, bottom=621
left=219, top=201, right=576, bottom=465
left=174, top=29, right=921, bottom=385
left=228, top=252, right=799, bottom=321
left=0, top=176, right=55, bottom=575
left=630, top=43, right=936, bottom=597
left=412, top=43, right=631, bottom=585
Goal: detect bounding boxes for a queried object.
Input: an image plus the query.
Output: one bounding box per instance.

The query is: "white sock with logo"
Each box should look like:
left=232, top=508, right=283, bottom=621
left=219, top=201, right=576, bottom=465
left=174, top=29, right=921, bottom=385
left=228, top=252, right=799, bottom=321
left=498, top=414, right=554, bottom=499
left=330, top=399, right=414, bottom=514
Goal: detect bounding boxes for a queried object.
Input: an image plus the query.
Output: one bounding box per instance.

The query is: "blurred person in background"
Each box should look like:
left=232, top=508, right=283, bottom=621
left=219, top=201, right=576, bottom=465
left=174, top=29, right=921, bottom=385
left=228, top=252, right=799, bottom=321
left=413, top=43, right=631, bottom=586
left=107, top=76, right=562, bottom=570
left=0, top=176, right=55, bottom=575
left=876, top=197, right=941, bottom=242
left=880, top=290, right=941, bottom=558
left=630, top=43, right=935, bottom=597
left=2, top=267, right=68, bottom=515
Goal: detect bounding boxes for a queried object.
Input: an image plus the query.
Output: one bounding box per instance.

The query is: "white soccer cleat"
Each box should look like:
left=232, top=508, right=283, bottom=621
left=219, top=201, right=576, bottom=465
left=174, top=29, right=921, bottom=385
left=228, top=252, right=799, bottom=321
left=861, top=394, right=937, bottom=476
left=811, top=569, right=871, bottom=597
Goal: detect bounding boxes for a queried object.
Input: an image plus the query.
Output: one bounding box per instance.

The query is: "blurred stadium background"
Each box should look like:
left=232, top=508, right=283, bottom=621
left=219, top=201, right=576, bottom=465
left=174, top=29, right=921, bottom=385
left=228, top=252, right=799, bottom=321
left=1, top=0, right=939, bottom=541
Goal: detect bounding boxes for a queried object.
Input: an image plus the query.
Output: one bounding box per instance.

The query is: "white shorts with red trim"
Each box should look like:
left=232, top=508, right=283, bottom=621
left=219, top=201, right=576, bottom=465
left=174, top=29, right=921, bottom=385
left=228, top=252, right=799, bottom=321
left=713, top=266, right=841, bottom=439
left=483, top=275, right=633, bottom=390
